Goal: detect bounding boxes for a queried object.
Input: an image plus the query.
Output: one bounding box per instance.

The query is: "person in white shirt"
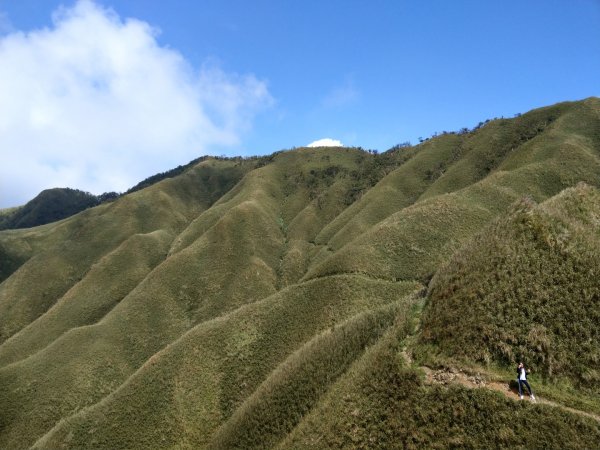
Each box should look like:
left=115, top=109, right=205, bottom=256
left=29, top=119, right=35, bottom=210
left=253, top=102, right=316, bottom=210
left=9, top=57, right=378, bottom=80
left=517, top=362, right=535, bottom=400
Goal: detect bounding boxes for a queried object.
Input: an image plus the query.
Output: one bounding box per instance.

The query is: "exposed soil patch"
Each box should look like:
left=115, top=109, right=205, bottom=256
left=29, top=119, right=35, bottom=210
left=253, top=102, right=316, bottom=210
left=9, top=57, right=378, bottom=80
left=419, top=365, right=600, bottom=424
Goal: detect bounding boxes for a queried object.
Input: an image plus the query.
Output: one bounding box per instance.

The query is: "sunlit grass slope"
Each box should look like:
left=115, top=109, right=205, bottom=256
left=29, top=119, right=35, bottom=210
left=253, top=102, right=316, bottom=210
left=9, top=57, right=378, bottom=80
left=209, top=302, right=408, bottom=450
left=0, top=146, right=415, bottom=449
left=0, top=229, right=172, bottom=366
left=419, top=183, right=600, bottom=390
left=304, top=98, right=600, bottom=282
left=281, top=319, right=600, bottom=449
left=0, top=164, right=282, bottom=448
left=0, top=159, right=258, bottom=448
left=0, top=97, right=599, bottom=449
left=314, top=134, right=464, bottom=251
left=0, top=160, right=250, bottom=343
left=32, top=277, right=418, bottom=449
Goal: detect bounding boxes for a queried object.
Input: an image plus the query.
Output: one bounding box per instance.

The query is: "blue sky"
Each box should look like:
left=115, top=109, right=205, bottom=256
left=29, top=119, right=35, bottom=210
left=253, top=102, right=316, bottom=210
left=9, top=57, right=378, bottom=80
left=1, top=0, right=599, bottom=206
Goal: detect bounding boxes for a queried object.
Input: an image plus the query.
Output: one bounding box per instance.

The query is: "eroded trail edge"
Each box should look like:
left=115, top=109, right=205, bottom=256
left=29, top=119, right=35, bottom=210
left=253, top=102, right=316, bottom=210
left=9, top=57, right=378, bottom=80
left=401, top=312, right=600, bottom=425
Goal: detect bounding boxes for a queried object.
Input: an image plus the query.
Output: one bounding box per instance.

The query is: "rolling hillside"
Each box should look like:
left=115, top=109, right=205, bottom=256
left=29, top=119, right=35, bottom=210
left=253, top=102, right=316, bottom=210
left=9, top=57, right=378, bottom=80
left=419, top=183, right=600, bottom=389
left=1, top=97, right=600, bottom=449
left=0, top=188, right=100, bottom=231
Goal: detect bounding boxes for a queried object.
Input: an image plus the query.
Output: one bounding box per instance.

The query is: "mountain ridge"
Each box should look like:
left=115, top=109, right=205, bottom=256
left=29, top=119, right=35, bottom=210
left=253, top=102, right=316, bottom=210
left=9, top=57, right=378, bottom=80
left=1, top=97, right=599, bottom=449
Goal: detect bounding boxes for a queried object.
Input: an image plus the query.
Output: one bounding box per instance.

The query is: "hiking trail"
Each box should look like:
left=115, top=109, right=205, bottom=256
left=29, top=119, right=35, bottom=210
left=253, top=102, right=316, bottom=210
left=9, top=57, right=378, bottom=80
left=401, top=311, right=600, bottom=424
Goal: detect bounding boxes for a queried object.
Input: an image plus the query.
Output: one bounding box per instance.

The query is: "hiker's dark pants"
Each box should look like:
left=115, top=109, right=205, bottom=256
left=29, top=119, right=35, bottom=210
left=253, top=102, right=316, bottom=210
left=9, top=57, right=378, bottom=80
left=518, top=379, right=533, bottom=396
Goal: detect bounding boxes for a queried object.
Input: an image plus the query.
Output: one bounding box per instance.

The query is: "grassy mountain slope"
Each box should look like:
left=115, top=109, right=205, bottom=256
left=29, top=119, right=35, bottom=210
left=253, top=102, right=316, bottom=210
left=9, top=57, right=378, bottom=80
left=313, top=100, right=571, bottom=253
left=419, top=183, right=600, bottom=389
left=0, top=160, right=250, bottom=343
left=304, top=98, right=600, bottom=282
left=1, top=97, right=599, bottom=449
left=0, top=147, right=415, bottom=449
left=0, top=229, right=172, bottom=366
left=0, top=188, right=99, bottom=231
left=312, top=137, right=454, bottom=249
left=32, top=278, right=418, bottom=450
left=280, top=318, right=600, bottom=450
left=0, top=163, right=286, bottom=449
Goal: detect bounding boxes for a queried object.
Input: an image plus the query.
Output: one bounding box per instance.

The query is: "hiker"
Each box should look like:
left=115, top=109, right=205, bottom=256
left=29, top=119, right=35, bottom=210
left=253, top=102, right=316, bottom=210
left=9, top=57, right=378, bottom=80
left=517, top=362, right=535, bottom=401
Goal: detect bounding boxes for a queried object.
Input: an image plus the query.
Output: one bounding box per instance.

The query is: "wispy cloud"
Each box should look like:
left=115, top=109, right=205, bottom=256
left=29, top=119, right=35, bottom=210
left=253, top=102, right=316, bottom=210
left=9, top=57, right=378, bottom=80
left=0, top=11, right=13, bottom=35
left=0, top=0, right=273, bottom=207
left=321, top=78, right=359, bottom=109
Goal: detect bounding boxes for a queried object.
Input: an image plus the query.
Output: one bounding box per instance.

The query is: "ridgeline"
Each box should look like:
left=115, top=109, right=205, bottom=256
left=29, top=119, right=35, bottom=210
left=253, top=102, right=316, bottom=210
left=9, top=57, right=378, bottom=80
left=1, top=97, right=599, bottom=449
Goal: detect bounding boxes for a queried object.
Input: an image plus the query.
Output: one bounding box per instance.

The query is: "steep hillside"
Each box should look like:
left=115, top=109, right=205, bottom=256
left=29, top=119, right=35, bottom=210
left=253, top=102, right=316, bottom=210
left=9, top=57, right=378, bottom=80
left=0, top=159, right=252, bottom=344
left=305, top=98, right=600, bottom=282
left=1, top=97, right=599, bottom=449
left=419, top=183, right=600, bottom=390
left=0, top=188, right=100, bottom=230
left=281, top=320, right=600, bottom=449
left=33, top=280, right=419, bottom=449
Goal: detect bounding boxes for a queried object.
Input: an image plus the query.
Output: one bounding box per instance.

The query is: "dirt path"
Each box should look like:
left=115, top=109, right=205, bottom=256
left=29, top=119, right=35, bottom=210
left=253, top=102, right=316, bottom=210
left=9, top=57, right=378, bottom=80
left=417, top=365, right=600, bottom=424
left=400, top=311, right=600, bottom=425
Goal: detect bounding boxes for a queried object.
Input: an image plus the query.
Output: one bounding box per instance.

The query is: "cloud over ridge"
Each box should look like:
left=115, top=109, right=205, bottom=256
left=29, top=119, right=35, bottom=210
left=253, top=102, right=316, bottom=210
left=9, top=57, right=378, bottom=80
left=0, top=0, right=272, bottom=207
left=307, top=138, right=344, bottom=147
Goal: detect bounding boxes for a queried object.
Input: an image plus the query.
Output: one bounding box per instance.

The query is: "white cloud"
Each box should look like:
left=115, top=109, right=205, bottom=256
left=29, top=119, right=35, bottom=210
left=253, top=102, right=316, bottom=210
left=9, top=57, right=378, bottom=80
left=0, top=0, right=273, bottom=207
left=307, top=138, right=344, bottom=147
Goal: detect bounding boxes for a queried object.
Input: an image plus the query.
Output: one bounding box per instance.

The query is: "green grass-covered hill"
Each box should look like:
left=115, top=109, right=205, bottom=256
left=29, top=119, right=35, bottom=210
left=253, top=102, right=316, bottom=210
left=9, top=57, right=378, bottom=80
left=0, top=188, right=101, bottom=231
left=1, top=97, right=600, bottom=449
left=419, top=183, right=600, bottom=387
